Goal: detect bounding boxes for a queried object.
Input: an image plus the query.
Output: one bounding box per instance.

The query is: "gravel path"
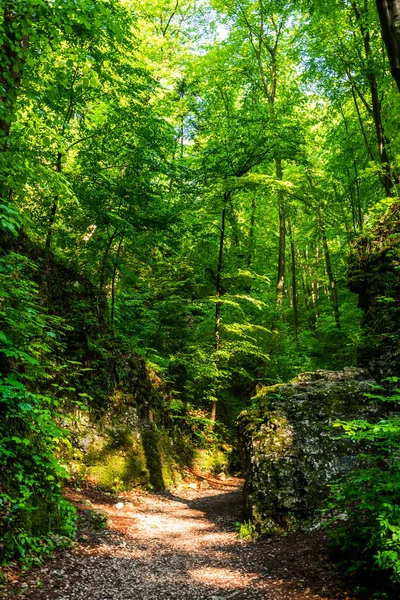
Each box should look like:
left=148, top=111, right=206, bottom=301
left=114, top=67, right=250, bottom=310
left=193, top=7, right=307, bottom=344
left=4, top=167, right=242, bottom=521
left=3, top=478, right=357, bottom=600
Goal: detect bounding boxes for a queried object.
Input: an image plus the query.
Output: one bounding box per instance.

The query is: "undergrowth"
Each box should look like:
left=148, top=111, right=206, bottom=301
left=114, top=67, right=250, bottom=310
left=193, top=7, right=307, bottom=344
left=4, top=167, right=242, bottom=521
left=0, top=232, right=78, bottom=567
left=327, top=377, right=400, bottom=584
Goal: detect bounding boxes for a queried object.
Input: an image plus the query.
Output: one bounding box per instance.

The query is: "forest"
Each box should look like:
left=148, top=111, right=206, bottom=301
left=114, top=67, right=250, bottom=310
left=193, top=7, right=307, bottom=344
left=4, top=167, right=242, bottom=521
left=1, top=0, right=400, bottom=597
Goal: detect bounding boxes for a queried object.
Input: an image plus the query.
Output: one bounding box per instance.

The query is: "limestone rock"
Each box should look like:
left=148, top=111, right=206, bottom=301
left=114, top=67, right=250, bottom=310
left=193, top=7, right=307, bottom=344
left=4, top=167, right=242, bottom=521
left=237, top=368, right=376, bottom=533
left=348, top=203, right=400, bottom=380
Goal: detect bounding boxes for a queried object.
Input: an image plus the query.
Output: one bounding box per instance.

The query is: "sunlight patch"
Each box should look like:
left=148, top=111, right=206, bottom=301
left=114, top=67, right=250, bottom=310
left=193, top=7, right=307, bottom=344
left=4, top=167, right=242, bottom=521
left=189, top=567, right=256, bottom=588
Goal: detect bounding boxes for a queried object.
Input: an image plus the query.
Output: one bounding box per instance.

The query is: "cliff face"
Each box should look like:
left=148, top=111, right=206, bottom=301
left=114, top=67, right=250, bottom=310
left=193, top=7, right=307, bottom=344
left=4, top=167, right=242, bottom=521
left=348, top=203, right=400, bottom=380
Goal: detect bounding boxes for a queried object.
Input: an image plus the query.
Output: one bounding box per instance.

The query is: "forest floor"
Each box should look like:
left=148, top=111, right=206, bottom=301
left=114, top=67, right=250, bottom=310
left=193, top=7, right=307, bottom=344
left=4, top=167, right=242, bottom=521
left=2, top=475, right=359, bottom=600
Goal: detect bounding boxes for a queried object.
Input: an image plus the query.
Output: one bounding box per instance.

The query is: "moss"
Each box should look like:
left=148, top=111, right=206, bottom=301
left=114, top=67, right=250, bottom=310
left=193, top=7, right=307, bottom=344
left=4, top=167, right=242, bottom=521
left=192, top=447, right=230, bottom=474
left=141, top=427, right=184, bottom=490
left=87, top=455, right=131, bottom=490
left=68, top=420, right=185, bottom=492
left=82, top=438, right=149, bottom=491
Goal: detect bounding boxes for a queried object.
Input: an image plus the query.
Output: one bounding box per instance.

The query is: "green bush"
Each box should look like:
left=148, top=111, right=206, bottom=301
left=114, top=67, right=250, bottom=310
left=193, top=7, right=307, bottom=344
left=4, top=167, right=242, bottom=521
left=327, top=378, right=400, bottom=582
left=0, top=245, right=77, bottom=566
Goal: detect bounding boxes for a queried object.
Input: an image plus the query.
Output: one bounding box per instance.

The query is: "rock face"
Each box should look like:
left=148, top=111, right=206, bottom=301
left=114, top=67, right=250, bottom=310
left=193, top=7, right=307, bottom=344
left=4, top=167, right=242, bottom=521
left=3, top=235, right=189, bottom=493
left=348, top=202, right=400, bottom=380
left=66, top=406, right=186, bottom=492
left=237, top=368, right=376, bottom=533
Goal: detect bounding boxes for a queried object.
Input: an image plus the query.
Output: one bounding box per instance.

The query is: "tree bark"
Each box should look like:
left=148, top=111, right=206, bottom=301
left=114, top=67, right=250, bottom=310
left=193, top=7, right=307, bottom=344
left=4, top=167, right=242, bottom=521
left=212, top=190, right=231, bottom=423
left=319, top=218, right=341, bottom=329
left=288, top=220, right=299, bottom=345
left=276, top=159, right=286, bottom=306
left=376, top=0, right=400, bottom=92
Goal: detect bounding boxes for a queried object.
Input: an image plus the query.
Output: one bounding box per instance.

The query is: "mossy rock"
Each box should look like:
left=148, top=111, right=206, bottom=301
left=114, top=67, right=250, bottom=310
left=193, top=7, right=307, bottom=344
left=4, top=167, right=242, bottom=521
left=348, top=202, right=400, bottom=379
left=67, top=414, right=185, bottom=492
left=237, top=368, right=376, bottom=534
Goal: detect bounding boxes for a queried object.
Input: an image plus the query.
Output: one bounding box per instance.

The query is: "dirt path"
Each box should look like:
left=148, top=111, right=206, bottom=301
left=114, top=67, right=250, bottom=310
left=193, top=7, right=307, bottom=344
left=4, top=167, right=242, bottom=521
left=3, top=478, right=357, bottom=600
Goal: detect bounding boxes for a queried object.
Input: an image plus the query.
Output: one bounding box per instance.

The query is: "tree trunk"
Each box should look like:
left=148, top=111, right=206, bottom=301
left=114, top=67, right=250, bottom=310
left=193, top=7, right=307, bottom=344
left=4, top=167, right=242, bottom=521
left=305, top=245, right=319, bottom=322
left=212, top=190, right=231, bottom=423
left=349, top=79, right=376, bottom=162
left=45, top=151, right=62, bottom=251
left=339, top=105, right=363, bottom=231
left=288, top=220, right=299, bottom=345
left=369, top=72, right=394, bottom=195
left=247, top=195, right=256, bottom=269
left=352, top=1, right=396, bottom=195
left=376, top=0, right=400, bottom=92
left=99, top=229, right=119, bottom=292
left=320, top=218, right=341, bottom=329
left=297, top=248, right=317, bottom=334
left=354, top=159, right=363, bottom=229
left=110, top=234, right=124, bottom=330
left=346, top=167, right=357, bottom=233
left=314, top=244, right=320, bottom=313
left=276, top=159, right=286, bottom=307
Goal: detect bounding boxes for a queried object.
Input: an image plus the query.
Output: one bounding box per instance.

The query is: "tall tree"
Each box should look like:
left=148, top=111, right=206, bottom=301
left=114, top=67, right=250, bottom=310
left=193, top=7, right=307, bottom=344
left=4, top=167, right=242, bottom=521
left=376, top=0, right=400, bottom=91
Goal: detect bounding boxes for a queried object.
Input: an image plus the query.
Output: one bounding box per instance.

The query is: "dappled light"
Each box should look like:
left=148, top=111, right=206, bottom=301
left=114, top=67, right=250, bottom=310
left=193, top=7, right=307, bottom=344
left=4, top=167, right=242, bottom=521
left=6, top=482, right=355, bottom=600
left=1, top=0, right=400, bottom=598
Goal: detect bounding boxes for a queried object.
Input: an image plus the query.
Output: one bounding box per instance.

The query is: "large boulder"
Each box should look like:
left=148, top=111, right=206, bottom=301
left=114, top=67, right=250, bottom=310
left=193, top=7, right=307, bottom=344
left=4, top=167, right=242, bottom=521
left=237, top=367, right=376, bottom=533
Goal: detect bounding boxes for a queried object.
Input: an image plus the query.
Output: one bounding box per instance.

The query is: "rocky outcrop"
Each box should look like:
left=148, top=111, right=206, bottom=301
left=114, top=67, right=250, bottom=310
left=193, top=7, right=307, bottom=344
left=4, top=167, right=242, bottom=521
left=2, top=234, right=190, bottom=492
left=65, top=406, right=187, bottom=492
left=237, top=368, right=376, bottom=533
left=238, top=204, right=400, bottom=534
left=348, top=202, right=400, bottom=380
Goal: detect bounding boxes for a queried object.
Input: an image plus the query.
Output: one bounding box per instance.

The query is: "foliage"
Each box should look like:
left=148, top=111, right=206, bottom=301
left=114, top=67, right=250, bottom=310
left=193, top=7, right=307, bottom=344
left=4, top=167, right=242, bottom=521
left=235, top=520, right=257, bottom=541
left=0, top=247, right=77, bottom=566
left=0, top=0, right=400, bottom=581
left=327, top=379, right=400, bottom=582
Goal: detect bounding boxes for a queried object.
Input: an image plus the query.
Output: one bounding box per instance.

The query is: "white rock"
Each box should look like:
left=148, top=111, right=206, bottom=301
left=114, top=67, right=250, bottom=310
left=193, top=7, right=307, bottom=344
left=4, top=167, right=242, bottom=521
left=199, top=480, right=210, bottom=490
left=115, top=502, right=124, bottom=509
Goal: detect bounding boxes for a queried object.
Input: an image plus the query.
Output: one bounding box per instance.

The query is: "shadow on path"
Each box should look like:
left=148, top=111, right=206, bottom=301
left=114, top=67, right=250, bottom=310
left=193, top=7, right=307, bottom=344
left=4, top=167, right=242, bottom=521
left=4, top=485, right=358, bottom=600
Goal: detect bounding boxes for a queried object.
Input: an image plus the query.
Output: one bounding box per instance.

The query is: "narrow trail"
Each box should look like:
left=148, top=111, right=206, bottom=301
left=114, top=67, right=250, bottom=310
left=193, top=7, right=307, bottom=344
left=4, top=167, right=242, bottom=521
left=4, top=479, right=356, bottom=600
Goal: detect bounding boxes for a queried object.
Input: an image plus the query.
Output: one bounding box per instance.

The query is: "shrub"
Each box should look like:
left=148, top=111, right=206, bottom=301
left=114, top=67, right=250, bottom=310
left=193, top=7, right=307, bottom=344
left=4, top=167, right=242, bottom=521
left=327, top=378, right=400, bottom=582
left=0, top=248, right=77, bottom=566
